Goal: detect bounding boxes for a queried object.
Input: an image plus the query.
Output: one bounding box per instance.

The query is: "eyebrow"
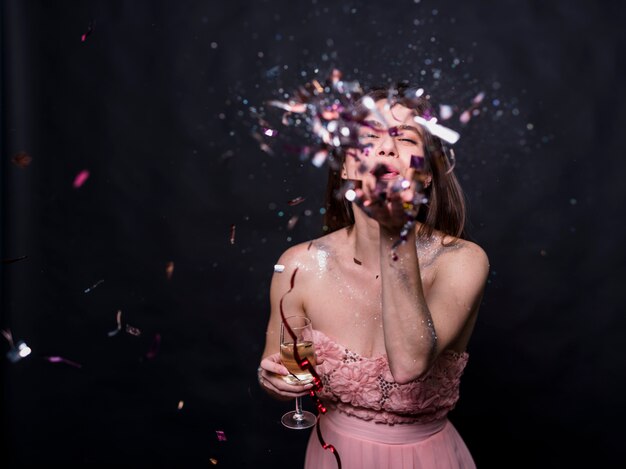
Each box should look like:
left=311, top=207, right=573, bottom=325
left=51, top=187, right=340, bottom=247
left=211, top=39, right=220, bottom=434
left=363, top=120, right=422, bottom=137
left=363, top=119, right=384, bottom=129
left=395, top=125, right=422, bottom=136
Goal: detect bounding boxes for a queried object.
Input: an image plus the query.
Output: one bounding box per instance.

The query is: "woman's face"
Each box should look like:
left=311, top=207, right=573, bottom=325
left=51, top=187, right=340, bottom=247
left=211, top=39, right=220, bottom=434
left=343, top=99, right=426, bottom=182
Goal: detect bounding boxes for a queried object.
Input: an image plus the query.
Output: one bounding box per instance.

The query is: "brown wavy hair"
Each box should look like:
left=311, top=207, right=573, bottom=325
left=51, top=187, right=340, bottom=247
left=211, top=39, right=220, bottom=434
left=323, top=84, right=468, bottom=242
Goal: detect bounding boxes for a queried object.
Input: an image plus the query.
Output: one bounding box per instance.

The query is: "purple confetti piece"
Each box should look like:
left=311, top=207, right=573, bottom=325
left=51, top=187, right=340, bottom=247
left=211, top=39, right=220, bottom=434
left=410, top=155, right=425, bottom=170
left=44, top=356, right=82, bottom=368
left=216, top=430, right=227, bottom=442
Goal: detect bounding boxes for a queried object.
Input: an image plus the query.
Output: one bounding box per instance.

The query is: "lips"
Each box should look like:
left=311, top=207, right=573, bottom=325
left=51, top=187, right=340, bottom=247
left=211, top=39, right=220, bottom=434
left=370, top=163, right=400, bottom=180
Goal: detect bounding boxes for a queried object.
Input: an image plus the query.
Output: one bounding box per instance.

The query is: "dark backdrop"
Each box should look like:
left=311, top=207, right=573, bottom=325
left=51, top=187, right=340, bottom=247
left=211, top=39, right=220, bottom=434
left=2, top=1, right=625, bottom=468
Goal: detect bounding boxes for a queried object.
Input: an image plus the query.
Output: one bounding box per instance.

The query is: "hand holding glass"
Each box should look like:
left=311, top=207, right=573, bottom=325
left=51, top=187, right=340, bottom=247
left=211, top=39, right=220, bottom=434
left=280, top=315, right=317, bottom=429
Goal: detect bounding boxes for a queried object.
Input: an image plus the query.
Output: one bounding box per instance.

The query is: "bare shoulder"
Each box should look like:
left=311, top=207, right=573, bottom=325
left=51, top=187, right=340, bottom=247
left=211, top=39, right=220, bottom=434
left=274, top=228, right=347, bottom=273
left=438, top=235, right=490, bottom=281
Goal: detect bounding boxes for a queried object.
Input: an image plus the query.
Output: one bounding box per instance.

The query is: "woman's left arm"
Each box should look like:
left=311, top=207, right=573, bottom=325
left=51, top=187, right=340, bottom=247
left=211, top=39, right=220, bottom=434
left=379, top=227, right=489, bottom=384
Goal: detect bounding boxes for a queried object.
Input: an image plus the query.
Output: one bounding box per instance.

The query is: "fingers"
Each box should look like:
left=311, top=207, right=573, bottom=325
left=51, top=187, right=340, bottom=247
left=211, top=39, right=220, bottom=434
left=258, top=355, right=315, bottom=398
left=260, top=355, right=289, bottom=376
left=257, top=366, right=314, bottom=398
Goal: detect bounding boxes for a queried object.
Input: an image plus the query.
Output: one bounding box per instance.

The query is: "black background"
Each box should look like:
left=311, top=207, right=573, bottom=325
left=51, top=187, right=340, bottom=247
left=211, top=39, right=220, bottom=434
left=2, top=1, right=625, bottom=467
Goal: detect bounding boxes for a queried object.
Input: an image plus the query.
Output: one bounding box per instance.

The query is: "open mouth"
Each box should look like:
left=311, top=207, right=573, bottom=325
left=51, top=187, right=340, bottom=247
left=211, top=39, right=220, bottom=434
left=370, top=163, right=400, bottom=180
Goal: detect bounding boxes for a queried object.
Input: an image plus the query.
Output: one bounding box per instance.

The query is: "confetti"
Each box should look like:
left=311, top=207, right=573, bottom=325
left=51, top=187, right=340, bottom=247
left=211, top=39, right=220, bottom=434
left=413, top=115, right=460, bottom=144
left=11, top=151, right=32, bottom=168
left=439, top=104, right=454, bottom=120
left=81, top=21, right=95, bottom=42
left=286, top=215, right=299, bottom=230
left=84, top=279, right=104, bottom=293
left=145, top=333, right=161, bottom=359
left=3, top=330, right=32, bottom=363
left=166, top=261, right=175, bottom=279
left=177, top=400, right=184, bottom=410
left=459, top=92, right=485, bottom=124
left=274, top=264, right=285, bottom=273
left=125, top=324, right=142, bottom=337
left=209, top=458, right=218, bottom=465
left=216, top=430, right=227, bottom=442
left=73, top=170, right=90, bottom=188
left=107, top=310, right=123, bottom=337
left=353, top=258, right=362, bottom=265
left=1, top=255, right=28, bottom=264
left=287, top=196, right=306, bottom=206
left=229, top=224, right=236, bottom=245
left=6, top=341, right=32, bottom=363
left=44, top=356, right=82, bottom=368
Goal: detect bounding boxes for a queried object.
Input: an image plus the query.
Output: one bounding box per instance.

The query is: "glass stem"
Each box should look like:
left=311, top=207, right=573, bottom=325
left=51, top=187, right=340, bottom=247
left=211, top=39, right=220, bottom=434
left=294, top=396, right=304, bottom=421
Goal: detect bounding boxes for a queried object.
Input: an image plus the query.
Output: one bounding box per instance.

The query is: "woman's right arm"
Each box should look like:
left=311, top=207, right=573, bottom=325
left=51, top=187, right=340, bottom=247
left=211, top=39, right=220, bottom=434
left=258, top=244, right=314, bottom=400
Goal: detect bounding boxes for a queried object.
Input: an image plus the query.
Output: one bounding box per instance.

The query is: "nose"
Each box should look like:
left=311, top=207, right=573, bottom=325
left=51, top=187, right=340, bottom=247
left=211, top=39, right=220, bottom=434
left=376, top=133, right=396, bottom=158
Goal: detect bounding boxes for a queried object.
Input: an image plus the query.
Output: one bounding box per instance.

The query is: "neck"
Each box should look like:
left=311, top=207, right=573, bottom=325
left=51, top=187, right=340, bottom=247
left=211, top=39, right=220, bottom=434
left=351, top=208, right=382, bottom=269
left=350, top=205, right=423, bottom=269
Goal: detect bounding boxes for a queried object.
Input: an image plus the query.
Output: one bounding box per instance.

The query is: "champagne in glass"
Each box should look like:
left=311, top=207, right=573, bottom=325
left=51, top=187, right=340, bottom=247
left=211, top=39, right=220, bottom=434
left=280, top=315, right=317, bottom=429
left=280, top=339, right=316, bottom=384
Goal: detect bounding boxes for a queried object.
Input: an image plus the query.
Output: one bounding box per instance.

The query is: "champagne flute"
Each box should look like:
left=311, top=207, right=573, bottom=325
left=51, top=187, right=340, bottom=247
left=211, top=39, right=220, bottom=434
left=280, top=315, right=317, bottom=429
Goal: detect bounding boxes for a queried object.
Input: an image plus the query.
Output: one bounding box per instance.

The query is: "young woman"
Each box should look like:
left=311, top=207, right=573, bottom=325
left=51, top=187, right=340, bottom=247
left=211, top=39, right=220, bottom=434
left=258, top=86, right=489, bottom=469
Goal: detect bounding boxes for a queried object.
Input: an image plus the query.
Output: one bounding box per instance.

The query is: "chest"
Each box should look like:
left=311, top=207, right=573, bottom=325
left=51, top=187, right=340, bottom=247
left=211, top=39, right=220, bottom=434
left=304, top=263, right=436, bottom=358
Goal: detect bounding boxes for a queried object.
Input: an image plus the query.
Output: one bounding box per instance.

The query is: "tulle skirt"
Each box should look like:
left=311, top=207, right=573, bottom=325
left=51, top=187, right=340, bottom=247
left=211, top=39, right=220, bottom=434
left=304, top=410, right=476, bottom=469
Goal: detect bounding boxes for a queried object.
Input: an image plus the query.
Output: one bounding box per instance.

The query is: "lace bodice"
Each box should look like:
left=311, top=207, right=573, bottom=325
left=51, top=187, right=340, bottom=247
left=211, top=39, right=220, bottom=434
left=313, top=329, right=469, bottom=425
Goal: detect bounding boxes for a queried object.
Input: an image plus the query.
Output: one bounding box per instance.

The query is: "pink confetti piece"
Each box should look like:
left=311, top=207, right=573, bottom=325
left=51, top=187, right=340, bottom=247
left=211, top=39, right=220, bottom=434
left=73, top=170, right=90, bottom=188
left=287, top=196, right=306, bottom=206
left=209, top=458, right=218, bottom=465
left=229, top=224, right=236, bottom=245
left=472, top=91, right=485, bottom=105
left=216, top=430, right=227, bottom=442
left=44, top=356, right=82, bottom=368
left=145, top=333, right=161, bottom=359
left=108, top=310, right=122, bottom=337
left=177, top=400, right=184, bottom=410
left=125, top=324, right=142, bottom=337
left=81, top=22, right=94, bottom=42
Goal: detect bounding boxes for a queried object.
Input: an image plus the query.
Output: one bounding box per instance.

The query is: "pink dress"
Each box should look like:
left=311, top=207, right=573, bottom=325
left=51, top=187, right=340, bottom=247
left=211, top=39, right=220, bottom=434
left=304, top=330, right=476, bottom=469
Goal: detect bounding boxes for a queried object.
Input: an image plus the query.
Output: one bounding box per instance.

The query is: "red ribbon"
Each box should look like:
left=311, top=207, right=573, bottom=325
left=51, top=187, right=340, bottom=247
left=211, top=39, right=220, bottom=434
left=279, top=268, right=341, bottom=469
